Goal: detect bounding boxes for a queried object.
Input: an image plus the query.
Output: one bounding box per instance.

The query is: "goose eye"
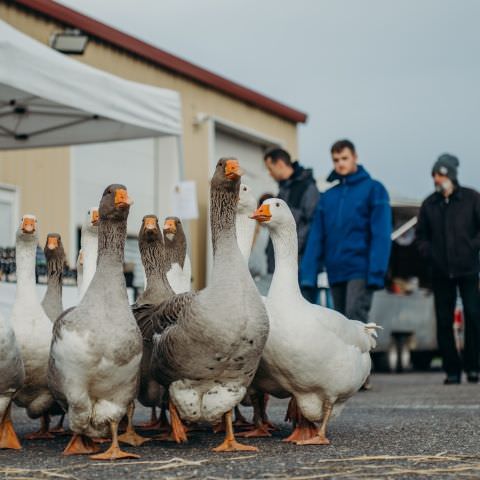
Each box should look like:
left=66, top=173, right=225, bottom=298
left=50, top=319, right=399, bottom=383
left=276, top=202, right=280, bottom=207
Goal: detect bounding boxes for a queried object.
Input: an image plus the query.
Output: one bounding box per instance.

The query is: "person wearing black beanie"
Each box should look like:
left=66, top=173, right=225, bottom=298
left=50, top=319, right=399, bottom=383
left=416, top=153, right=480, bottom=384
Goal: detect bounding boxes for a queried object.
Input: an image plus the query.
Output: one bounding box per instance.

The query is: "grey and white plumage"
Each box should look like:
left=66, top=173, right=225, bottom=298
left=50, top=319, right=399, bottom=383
left=11, top=215, right=55, bottom=420
left=41, top=233, right=66, bottom=323
left=48, top=186, right=142, bottom=438
left=163, top=217, right=191, bottom=294
left=0, top=309, right=25, bottom=439
left=132, top=215, right=174, bottom=412
left=147, top=158, right=269, bottom=424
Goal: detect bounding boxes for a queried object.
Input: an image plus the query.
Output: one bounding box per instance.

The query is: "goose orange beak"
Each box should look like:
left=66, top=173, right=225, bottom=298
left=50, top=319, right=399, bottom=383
left=163, top=218, right=177, bottom=234
left=144, top=216, right=158, bottom=231
left=225, top=159, right=242, bottom=180
left=250, top=204, right=272, bottom=223
left=90, top=208, right=99, bottom=225
left=47, top=236, right=59, bottom=250
left=21, top=217, right=36, bottom=234
left=114, top=189, right=133, bottom=208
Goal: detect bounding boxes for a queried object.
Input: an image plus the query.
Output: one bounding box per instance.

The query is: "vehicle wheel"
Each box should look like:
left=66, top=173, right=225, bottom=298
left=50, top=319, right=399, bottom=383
left=411, top=351, right=434, bottom=371
left=372, top=339, right=411, bottom=373
left=397, top=339, right=411, bottom=372
left=372, top=352, right=390, bottom=372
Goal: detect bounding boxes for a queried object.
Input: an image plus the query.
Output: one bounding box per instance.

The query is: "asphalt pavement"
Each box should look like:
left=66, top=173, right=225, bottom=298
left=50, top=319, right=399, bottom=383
left=1, top=372, right=480, bottom=479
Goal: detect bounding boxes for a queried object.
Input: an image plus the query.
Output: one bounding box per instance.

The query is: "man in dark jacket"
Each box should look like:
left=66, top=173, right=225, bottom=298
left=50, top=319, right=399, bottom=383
left=264, top=148, right=320, bottom=301
left=416, top=154, right=480, bottom=384
left=300, top=139, right=392, bottom=323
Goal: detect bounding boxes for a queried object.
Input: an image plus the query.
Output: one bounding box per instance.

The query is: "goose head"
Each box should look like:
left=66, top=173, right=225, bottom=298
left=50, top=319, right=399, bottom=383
left=82, top=207, right=99, bottom=236
left=44, top=233, right=66, bottom=265
left=163, top=216, right=184, bottom=242
left=139, top=215, right=161, bottom=243
left=237, top=184, right=257, bottom=216
left=211, top=157, right=243, bottom=193
left=17, top=214, right=38, bottom=243
left=99, top=184, right=133, bottom=222
left=251, top=198, right=295, bottom=230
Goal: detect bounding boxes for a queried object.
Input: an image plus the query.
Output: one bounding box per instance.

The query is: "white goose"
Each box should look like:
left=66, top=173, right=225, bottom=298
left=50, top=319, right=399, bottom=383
left=0, top=310, right=24, bottom=449
left=163, top=217, right=191, bottom=293
left=77, top=207, right=99, bottom=301
left=235, top=184, right=257, bottom=262
left=11, top=215, right=56, bottom=439
left=251, top=198, right=379, bottom=445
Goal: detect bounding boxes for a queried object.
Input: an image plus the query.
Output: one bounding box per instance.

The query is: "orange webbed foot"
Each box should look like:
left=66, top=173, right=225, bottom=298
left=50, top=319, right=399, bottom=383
left=0, top=418, right=22, bottom=450
left=118, top=429, right=150, bottom=447
left=296, top=434, right=330, bottom=445
left=90, top=444, right=140, bottom=461
left=63, top=434, right=100, bottom=456
left=212, top=438, right=258, bottom=452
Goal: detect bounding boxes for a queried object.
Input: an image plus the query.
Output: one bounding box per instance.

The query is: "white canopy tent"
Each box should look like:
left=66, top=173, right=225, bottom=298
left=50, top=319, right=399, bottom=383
left=0, top=19, right=182, bottom=148
left=0, top=20, right=185, bottom=317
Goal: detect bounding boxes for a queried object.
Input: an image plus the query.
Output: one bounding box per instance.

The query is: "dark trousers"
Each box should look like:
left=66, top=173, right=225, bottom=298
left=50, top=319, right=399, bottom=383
left=432, top=273, right=480, bottom=375
left=301, top=286, right=319, bottom=304
left=330, top=278, right=374, bottom=323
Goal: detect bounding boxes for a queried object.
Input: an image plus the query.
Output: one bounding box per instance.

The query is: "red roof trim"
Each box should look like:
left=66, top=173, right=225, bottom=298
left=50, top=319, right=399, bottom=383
left=12, top=0, right=307, bottom=123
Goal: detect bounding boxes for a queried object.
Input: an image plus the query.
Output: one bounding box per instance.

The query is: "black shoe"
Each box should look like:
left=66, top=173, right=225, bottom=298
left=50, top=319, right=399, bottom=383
left=467, top=372, right=479, bottom=383
left=444, top=373, right=461, bottom=384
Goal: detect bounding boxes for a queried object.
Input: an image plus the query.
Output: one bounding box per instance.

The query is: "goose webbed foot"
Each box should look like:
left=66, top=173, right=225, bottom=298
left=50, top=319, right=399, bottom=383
left=295, top=401, right=333, bottom=447
left=213, top=410, right=258, bottom=452
left=118, top=402, right=150, bottom=446
left=137, top=405, right=170, bottom=432
left=237, top=393, right=271, bottom=438
left=296, top=434, right=330, bottom=445
left=0, top=403, right=22, bottom=450
left=90, top=420, right=140, bottom=461
left=282, top=416, right=317, bottom=443
left=236, top=423, right=271, bottom=438
left=24, top=414, right=55, bottom=440
left=63, top=434, right=100, bottom=455
left=168, top=400, right=188, bottom=443
left=50, top=414, right=69, bottom=435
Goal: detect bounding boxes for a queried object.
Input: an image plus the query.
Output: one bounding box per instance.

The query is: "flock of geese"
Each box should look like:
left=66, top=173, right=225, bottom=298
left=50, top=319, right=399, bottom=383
left=0, top=158, right=380, bottom=460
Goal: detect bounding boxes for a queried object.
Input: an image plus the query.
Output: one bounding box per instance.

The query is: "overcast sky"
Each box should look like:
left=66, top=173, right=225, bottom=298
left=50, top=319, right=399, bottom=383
left=62, top=0, right=480, bottom=200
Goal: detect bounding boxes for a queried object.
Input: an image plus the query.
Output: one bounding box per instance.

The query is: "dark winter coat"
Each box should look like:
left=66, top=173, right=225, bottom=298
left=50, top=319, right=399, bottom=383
left=266, top=161, right=319, bottom=273
left=415, top=186, right=480, bottom=278
left=300, top=165, right=392, bottom=289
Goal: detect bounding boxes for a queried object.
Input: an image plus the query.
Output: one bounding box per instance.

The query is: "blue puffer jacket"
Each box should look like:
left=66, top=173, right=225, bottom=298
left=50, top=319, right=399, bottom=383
left=300, top=166, right=392, bottom=289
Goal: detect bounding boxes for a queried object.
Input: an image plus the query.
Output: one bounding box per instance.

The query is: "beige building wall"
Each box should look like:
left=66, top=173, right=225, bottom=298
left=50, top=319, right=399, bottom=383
left=0, top=3, right=300, bottom=287
left=0, top=147, right=71, bottom=254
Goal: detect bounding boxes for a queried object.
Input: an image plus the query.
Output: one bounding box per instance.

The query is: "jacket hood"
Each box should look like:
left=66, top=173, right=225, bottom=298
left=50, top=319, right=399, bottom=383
left=327, top=164, right=371, bottom=185
left=281, top=161, right=315, bottom=186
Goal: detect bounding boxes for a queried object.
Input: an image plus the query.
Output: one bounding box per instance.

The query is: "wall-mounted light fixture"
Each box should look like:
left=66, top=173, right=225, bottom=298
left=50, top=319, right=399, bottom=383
left=49, top=29, right=88, bottom=54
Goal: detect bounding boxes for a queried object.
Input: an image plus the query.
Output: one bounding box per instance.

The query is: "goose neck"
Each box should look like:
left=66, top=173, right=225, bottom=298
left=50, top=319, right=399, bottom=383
left=15, top=238, right=38, bottom=299
left=269, top=222, right=301, bottom=297
left=235, top=213, right=255, bottom=263
left=96, top=218, right=126, bottom=273
left=211, top=186, right=237, bottom=254
left=79, top=233, right=98, bottom=299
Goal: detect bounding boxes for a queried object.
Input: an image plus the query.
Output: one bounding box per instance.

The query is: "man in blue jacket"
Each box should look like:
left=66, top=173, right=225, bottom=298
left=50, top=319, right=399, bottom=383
left=300, top=139, right=392, bottom=324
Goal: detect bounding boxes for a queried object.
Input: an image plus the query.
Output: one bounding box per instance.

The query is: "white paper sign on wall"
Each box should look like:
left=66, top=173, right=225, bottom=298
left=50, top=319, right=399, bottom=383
left=172, top=180, right=199, bottom=220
